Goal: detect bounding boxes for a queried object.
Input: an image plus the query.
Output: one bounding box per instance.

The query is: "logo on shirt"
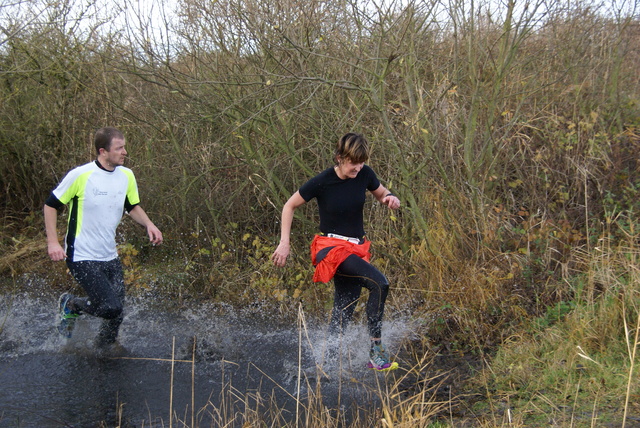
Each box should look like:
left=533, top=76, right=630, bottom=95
left=93, top=188, right=108, bottom=197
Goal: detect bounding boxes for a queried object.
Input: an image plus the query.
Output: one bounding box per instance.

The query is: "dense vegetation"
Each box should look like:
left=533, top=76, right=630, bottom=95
left=1, top=0, right=638, bottom=425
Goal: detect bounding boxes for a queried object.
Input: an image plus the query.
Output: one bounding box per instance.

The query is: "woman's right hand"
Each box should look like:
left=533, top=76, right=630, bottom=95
left=272, top=191, right=306, bottom=267
left=271, top=242, right=290, bottom=267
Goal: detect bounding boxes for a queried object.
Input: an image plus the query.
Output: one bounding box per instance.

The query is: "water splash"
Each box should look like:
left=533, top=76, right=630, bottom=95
left=0, top=280, right=419, bottom=427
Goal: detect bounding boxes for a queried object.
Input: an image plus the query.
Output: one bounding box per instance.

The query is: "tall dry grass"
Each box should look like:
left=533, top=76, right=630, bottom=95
left=474, top=218, right=640, bottom=426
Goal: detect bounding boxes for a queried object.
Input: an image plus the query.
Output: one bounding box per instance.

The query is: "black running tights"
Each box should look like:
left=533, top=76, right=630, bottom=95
left=66, top=258, right=125, bottom=343
left=328, top=254, right=390, bottom=339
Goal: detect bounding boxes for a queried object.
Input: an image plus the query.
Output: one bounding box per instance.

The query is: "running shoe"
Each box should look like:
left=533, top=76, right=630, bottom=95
left=368, top=343, right=398, bottom=372
left=57, top=293, right=80, bottom=338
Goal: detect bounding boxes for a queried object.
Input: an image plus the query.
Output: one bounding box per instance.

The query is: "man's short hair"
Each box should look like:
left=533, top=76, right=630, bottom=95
left=94, top=127, right=124, bottom=155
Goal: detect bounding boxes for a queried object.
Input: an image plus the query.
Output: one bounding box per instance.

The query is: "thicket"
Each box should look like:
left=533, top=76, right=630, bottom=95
left=1, top=0, right=639, bottom=424
left=1, top=0, right=639, bottom=367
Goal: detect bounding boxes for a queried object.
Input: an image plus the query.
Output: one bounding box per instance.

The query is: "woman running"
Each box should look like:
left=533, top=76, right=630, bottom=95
left=271, top=132, right=400, bottom=371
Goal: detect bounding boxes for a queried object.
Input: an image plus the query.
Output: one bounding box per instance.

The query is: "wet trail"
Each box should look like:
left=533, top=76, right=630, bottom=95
left=0, top=280, right=418, bottom=427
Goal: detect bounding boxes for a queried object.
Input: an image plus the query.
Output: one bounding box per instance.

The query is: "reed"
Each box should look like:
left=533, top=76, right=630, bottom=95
left=102, top=305, right=451, bottom=427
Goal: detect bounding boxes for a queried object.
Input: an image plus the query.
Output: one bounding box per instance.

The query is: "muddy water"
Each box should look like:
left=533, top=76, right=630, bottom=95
left=0, top=277, right=418, bottom=427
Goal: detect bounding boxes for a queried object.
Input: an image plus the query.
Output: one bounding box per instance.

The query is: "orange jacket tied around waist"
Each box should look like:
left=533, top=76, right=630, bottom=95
left=310, top=235, right=371, bottom=283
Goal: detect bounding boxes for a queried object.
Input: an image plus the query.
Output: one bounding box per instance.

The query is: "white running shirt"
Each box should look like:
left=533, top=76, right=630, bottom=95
left=51, top=161, right=140, bottom=262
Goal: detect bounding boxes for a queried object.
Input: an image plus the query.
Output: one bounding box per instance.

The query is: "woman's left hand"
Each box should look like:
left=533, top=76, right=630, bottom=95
left=383, top=194, right=400, bottom=210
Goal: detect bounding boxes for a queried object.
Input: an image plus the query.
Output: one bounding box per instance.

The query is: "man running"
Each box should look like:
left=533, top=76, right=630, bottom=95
left=44, top=127, right=163, bottom=349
